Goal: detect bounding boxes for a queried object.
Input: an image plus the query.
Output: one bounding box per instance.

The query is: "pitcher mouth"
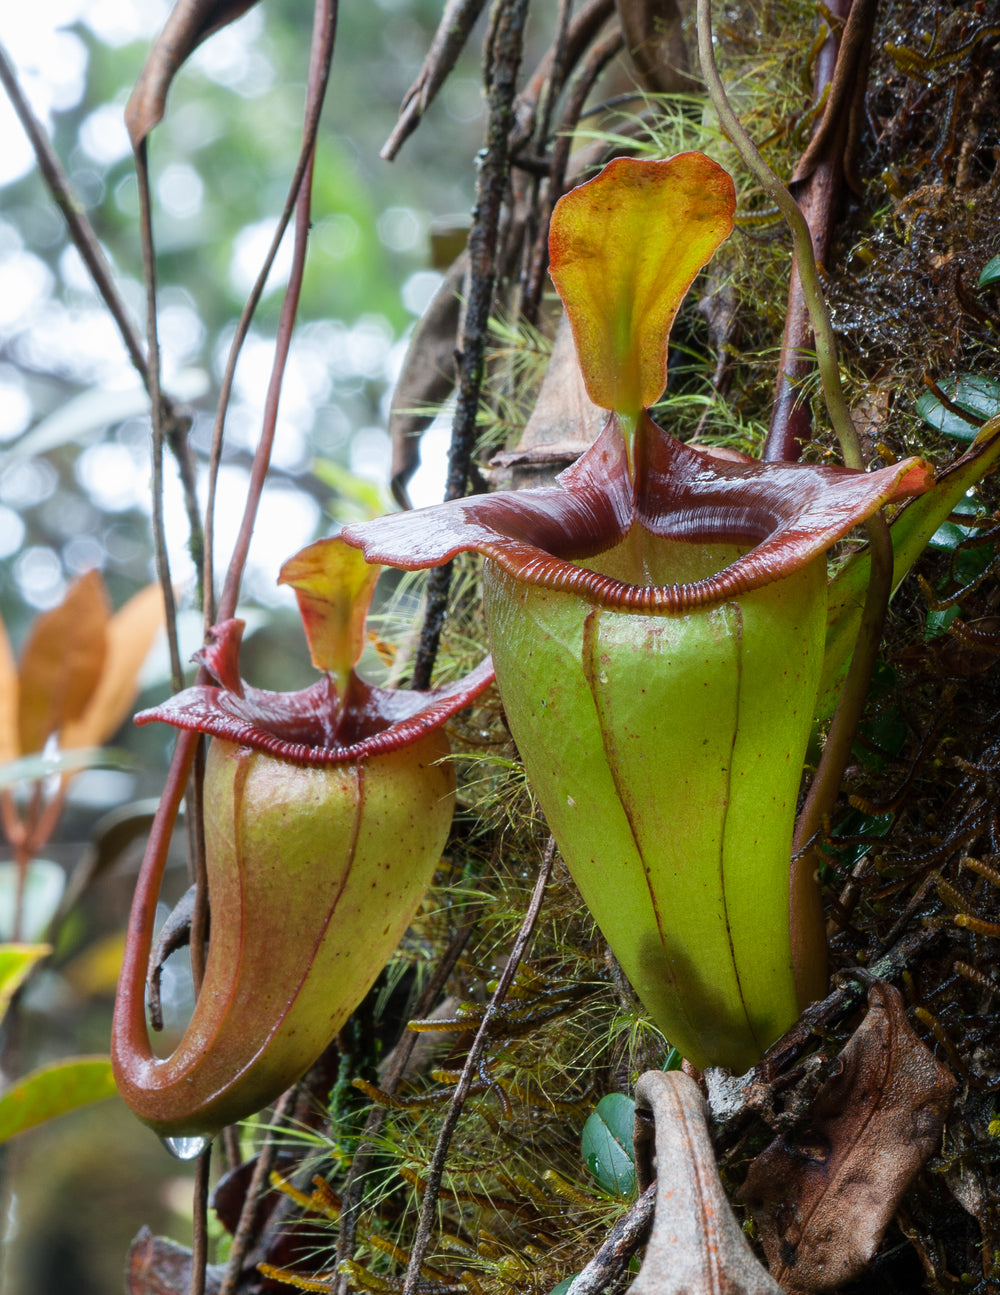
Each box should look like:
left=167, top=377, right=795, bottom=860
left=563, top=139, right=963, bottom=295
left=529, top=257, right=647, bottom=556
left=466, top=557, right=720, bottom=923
left=343, top=412, right=933, bottom=615
left=135, top=618, right=494, bottom=768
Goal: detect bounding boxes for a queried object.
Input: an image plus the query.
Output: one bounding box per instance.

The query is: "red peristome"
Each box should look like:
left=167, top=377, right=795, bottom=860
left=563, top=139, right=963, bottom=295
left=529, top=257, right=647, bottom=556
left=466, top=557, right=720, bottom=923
left=137, top=615, right=493, bottom=766
left=342, top=415, right=933, bottom=612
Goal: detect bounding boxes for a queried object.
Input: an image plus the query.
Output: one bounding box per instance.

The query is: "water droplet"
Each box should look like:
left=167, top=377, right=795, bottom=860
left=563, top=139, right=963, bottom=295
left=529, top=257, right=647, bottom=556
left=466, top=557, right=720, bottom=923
left=160, top=1134, right=211, bottom=1161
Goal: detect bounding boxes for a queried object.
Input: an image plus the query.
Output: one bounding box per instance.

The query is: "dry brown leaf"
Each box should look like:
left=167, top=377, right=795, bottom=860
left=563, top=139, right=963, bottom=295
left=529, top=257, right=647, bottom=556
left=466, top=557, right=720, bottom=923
left=125, top=0, right=260, bottom=148
left=0, top=613, right=18, bottom=763
left=629, top=1070, right=782, bottom=1294
left=62, top=583, right=165, bottom=750
left=488, top=312, right=605, bottom=490
left=17, top=571, right=110, bottom=756
left=739, top=981, right=957, bottom=1292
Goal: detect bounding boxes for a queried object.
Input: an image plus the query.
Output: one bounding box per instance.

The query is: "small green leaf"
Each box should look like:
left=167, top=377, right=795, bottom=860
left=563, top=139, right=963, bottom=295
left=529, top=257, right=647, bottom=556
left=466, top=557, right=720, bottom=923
left=827, top=809, right=894, bottom=871
left=581, top=1093, right=636, bottom=1197
left=547, top=1280, right=576, bottom=1295
left=663, top=1046, right=683, bottom=1071
left=0, top=1056, right=117, bottom=1143
left=978, top=255, right=1000, bottom=288
left=915, top=375, right=1000, bottom=442
left=0, top=944, right=51, bottom=1023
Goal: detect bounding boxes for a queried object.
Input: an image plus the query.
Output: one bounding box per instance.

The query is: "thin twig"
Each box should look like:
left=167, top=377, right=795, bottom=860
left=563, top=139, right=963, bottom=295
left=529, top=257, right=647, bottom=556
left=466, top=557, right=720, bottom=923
left=219, top=1089, right=296, bottom=1295
left=0, top=39, right=205, bottom=595
left=382, top=0, right=489, bottom=161
left=189, top=1143, right=212, bottom=1295
left=203, top=0, right=338, bottom=628
left=331, top=921, right=476, bottom=1295
left=134, top=139, right=184, bottom=694
left=696, top=0, right=895, bottom=1005
left=399, top=837, right=556, bottom=1295
left=764, top=0, right=858, bottom=464
left=411, top=0, right=530, bottom=689
left=521, top=26, right=624, bottom=324
left=565, top=1183, right=657, bottom=1295
left=695, top=0, right=862, bottom=470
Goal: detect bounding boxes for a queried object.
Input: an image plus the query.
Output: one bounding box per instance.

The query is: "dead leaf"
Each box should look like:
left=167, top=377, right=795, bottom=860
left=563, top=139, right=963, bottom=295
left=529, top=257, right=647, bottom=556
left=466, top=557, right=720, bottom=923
left=488, top=312, right=604, bottom=491
left=739, top=981, right=957, bottom=1292
left=125, top=0, right=260, bottom=148
left=62, top=583, right=165, bottom=749
left=0, top=613, right=18, bottom=764
left=126, top=1226, right=224, bottom=1295
left=17, top=571, right=109, bottom=756
left=629, top=1070, right=782, bottom=1294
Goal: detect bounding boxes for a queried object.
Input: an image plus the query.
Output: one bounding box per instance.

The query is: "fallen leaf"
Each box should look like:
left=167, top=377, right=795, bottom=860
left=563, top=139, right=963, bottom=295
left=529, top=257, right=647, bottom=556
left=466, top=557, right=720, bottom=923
left=628, top=1070, right=782, bottom=1293
left=739, top=981, right=957, bottom=1292
left=126, top=1227, right=224, bottom=1295
left=125, top=0, right=260, bottom=148
left=17, top=571, right=109, bottom=756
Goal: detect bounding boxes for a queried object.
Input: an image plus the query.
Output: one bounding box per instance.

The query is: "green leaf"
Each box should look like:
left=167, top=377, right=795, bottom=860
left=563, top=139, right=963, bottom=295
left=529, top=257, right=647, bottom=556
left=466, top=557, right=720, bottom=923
left=663, top=1046, right=683, bottom=1071
left=0, top=1056, right=117, bottom=1143
left=547, top=1280, right=576, bottom=1295
left=978, top=255, right=1000, bottom=288
left=582, top=1093, right=636, bottom=1197
left=0, top=944, right=51, bottom=1023
left=915, top=375, right=1000, bottom=442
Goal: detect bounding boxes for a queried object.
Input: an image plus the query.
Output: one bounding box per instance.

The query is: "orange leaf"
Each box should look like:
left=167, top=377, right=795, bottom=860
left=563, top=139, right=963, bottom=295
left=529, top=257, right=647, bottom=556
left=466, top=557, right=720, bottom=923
left=62, top=584, right=165, bottom=751
left=278, top=539, right=381, bottom=690
left=548, top=153, right=735, bottom=418
left=0, top=614, right=19, bottom=764
left=17, top=572, right=110, bottom=756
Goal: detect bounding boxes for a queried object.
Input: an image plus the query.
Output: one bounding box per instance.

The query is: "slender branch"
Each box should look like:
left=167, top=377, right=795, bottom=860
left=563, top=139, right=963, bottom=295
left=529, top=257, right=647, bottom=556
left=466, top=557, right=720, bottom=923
left=189, top=1144, right=212, bottom=1295
left=411, top=0, right=530, bottom=689
left=764, top=0, right=854, bottom=464
left=521, top=26, right=624, bottom=324
left=332, top=921, right=475, bottom=1295
left=218, top=1089, right=296, bottom=1295
left=565, top=1183, right=657, bottom=1295
left=134, top=140, right=184, bottom=693
left=204, top=0, right=338, bottom=628
left=0, top=40, right=147, bottom=377
left=697, top=0, right=895, bottom=1006
left=399, top=837, right=555, bottom=1295
left=695, top=0, right=862, bottom=469
left=0, top=39, right=205, bottom=591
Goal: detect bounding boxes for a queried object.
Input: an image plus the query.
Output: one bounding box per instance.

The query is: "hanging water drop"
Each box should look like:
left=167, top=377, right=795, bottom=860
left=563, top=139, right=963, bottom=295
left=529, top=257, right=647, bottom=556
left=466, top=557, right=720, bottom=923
left=161, top=1134, right=211, bottom=1161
